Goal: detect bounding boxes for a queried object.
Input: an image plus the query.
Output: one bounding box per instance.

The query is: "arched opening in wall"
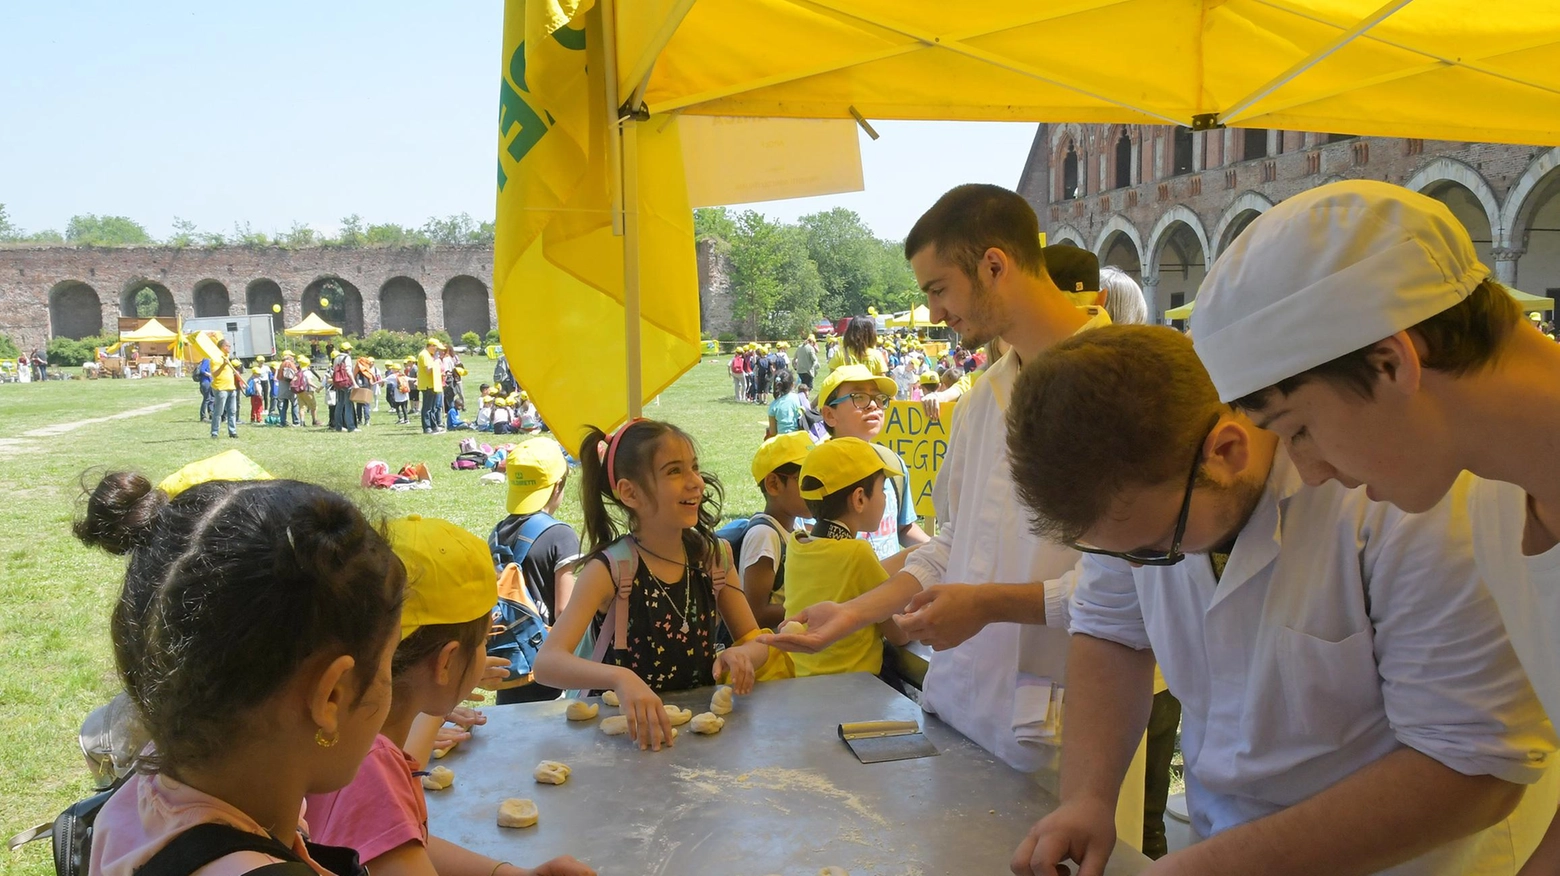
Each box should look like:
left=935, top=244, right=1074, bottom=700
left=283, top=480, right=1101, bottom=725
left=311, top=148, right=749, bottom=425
left=1172, top=127, right=1194, bottom=176
left=1243, top=128, right=1268, bottom=160
left=193, top=280, right=231, bottom=317
left=303, top=277, right=364, bottom=337
left=1114, top=132, right=1132, bottom=189
left=1422, top=181, right=1494, bottom=267
left=1516, top=166, right=1560, bottom=300
left=442, top=275, right=491, bottom=342
left=50, top=280, right=102, bottom=339
left=1156, top=222, right=1206, bottom=324
left=379, top=277, right=428, bottom=333
left=1218, top=210, right=1262, bottom=256
left=120, top=280, right=175, bottom=319
left=1062, top=145, right=1080, bottom=200
left=247, top=279, right=285, bottom=333
left=1099, top=230, right=1142, bottom=283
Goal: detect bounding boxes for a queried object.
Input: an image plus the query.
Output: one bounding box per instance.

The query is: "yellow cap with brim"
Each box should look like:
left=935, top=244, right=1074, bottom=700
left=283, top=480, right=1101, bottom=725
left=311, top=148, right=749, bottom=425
left=751, top=431, right=816, bottom=483
left=338, top=342, right=352, bottom=351
left=800, top=437, right=903, bottom=501
left=506, top=437, right=568, bottom=515
left=919, top=371, right=939, bottom=385
left=815, top=364, right=897, bottom=408
left=388, top=515, right=497, bottom=641
left=157, top=449, right=273, bottom=498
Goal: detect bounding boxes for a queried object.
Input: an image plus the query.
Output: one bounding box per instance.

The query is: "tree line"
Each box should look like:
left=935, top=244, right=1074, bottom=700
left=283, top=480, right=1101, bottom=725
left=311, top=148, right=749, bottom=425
left=695, top=206, right=920, bottom=340
left=0, top=204, right=496, bottom=249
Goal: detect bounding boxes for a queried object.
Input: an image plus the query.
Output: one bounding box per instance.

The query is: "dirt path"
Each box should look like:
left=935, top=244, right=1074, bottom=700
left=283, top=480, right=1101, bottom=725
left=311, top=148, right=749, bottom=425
left=0, top=402, right=175, bottom=458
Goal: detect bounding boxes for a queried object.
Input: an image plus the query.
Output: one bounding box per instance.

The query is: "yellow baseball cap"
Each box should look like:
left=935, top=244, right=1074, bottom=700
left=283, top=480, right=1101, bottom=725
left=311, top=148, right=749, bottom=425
left=297, top=356, right=311, bottom=366
left=338, top=342, right=352, bottom=351
left=751, top=431, right=815, bottom=483
left=388, top=515, right=496, bottom=641
left=282, top=349, right=294, bottom=357
left=799, top=437, right=903, bottom=501
left=815, top=364, right=896, bottom=408
left=506, top=437, right=568, bottom=515
left=157, top=449, right=273, bottom=498
left=919, top=371, right=939, bottom=386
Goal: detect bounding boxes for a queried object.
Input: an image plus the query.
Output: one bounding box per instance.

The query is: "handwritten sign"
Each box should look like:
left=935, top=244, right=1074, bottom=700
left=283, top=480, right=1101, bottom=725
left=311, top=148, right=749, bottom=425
left=872, top=400, right=955, bottom=519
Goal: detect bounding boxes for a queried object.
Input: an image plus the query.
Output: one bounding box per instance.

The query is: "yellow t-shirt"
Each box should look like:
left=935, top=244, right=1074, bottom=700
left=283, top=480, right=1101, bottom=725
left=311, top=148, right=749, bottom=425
left=783, top=531, right=888, bottom=677
left=827, top=348, right=888, bottom=376
left=208, top=354, right=236, bottom=392
left=416, top=349, right=444, bottom=392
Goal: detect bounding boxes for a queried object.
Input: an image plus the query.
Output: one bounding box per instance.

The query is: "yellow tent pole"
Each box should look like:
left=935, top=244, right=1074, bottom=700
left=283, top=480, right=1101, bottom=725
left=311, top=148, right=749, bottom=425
left=623, top=116, right=644, bottom=419
left=598, top=0, right=643, bottom=419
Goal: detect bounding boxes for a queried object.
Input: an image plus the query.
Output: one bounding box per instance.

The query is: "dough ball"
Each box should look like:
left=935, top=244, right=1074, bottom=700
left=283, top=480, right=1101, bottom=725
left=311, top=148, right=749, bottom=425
left=664, top=705, right=693, bottom=726
left=600, top=715, right=630, bottom=735
left=564, top=699, right=599, bottom=721
left=780, top=620, right=807, bottom=636
left=689, top=712, right=725, bottom=735
left=496, top=798, right=539, bottom=829
left=420, top=766, right=454, bottom=790
left=602, top=689, right=620, bottom=707
left=818, top=868, right=849, bottom=876
left=533, top=760, right=571, bottom=785
left=710, top=685, right=734, bottom=716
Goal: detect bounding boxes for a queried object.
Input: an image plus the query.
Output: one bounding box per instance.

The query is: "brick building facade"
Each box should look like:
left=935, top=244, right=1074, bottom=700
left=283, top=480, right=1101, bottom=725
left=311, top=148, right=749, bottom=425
left=0, top=241, right=739, bottom=352
left=1016, top=124, right=1560, bottom=321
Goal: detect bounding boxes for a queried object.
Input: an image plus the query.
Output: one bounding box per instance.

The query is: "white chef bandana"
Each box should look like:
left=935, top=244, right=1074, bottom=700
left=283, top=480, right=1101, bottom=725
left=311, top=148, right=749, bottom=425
left=1191, top=180, right=1489, bottom=403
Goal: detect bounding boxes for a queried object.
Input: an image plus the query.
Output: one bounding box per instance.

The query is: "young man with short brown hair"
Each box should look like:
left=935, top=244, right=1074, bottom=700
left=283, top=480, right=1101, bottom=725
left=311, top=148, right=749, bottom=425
left=1005, top=323, right=1558, bottom=876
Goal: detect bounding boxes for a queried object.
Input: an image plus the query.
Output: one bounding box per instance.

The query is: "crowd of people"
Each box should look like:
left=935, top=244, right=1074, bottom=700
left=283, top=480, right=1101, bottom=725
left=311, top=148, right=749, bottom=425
left=60, top=178, right=1560, bottom=876
left=193, top=336, right=542, bottom=439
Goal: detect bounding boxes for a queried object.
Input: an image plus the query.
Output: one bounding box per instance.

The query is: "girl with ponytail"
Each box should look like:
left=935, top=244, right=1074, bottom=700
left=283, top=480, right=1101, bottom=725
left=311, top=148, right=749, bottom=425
left=532, top=418, right=775, bottom=751
left=76, top=473, right=405, bottom=876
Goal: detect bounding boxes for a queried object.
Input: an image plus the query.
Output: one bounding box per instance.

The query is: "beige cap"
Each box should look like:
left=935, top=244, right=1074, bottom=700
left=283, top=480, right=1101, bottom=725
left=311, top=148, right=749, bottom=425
left=1191, top=180, right=1488, bottom=403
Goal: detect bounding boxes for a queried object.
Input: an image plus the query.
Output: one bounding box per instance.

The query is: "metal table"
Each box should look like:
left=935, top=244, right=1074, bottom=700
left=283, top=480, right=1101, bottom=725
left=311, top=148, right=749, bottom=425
left=427, top=673, right=1149, bottom=876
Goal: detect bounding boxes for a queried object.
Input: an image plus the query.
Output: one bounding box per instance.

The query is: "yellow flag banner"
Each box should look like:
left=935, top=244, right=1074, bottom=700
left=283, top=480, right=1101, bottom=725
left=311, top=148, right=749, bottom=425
left=494, top=0, right=700, bottom=450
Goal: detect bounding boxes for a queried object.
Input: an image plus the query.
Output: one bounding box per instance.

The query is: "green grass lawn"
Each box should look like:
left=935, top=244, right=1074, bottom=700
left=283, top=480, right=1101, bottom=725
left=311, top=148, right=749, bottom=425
left=0, top=356, right=774, bottom=876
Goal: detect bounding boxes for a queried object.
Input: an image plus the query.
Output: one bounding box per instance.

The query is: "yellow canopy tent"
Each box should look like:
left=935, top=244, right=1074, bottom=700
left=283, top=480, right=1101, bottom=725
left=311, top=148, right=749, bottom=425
left=497, top=0, right=1560, bottom=440
left=1513, top=289, right=1556, bottom=313
left=119, top=318, right=179, bottom=343
left=884, top=305, right=944, bottom=328
left=284, top=312, right=344, bottom=337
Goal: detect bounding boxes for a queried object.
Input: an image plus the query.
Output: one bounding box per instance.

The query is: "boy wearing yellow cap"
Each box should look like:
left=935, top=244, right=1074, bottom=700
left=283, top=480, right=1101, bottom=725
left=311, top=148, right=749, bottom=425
left=489, top=437, right=578, bottom=704
left=816, top=364, right=930, bottom=565
left=417, top=338, right=445, bottom=433
left=305, top=515, right=592, bottom=876
left=739, top=432, right=815, bottom=629
left=783, top=438, right=909, bottom=677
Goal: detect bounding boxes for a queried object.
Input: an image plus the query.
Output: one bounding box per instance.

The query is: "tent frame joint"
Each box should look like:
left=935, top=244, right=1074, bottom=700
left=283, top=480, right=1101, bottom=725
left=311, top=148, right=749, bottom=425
left=1191, top=113, right=1223, bottom=131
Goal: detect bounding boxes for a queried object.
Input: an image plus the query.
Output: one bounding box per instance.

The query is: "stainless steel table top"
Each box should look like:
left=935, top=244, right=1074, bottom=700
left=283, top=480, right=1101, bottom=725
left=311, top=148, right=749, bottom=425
left=426, top=673, right=1149, bottom=876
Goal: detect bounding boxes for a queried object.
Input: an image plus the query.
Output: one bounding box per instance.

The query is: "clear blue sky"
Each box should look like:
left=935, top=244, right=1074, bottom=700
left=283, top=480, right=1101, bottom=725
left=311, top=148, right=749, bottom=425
left=0, top=1, right=1038, bottom=242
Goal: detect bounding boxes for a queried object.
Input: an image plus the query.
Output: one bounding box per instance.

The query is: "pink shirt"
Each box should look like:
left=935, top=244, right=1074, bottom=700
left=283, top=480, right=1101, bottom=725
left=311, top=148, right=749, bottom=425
left=303, top=735, right=426, bottom=865
left=90, top=773, right=328, bottom=876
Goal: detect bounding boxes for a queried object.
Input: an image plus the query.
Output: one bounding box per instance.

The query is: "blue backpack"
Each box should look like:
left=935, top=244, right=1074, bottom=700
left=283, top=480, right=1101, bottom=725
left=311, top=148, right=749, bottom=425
left=486, top=514, right=564, bottom=689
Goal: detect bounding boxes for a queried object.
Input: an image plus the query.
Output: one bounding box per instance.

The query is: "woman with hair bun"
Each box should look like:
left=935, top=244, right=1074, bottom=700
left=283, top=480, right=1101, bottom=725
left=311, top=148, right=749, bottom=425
left=77, top=473, right=405, bottom=876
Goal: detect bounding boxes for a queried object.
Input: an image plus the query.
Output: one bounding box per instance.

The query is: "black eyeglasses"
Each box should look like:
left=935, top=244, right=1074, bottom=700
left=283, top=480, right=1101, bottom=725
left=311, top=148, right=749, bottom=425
left=1069, top=425, right=1209, bottom=566
left=827, top=391, right=891, bottom=411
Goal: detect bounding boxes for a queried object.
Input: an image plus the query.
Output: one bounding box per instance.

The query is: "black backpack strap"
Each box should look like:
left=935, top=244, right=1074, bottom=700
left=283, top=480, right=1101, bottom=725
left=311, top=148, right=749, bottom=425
left=135, top=823, right=309, bottom=876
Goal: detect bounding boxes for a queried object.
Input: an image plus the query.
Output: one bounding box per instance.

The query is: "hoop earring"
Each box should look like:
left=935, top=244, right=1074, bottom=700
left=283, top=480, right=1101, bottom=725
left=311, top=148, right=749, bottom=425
left=314, top=728, right=339, bottom=748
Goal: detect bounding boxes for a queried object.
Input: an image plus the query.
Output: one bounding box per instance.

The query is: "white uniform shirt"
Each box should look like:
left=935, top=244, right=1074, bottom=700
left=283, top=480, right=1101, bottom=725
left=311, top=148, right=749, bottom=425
left=904, top=308, right=1110, bottom=772
left=1470, top=478, right=1560, bottom=727
left=1070, top=458, right=1557, bottom=876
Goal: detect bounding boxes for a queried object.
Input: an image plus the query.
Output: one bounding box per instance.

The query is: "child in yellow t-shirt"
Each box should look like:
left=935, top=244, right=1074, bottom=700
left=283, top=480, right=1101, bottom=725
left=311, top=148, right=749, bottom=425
left=783, top=438, right=908, bottom=677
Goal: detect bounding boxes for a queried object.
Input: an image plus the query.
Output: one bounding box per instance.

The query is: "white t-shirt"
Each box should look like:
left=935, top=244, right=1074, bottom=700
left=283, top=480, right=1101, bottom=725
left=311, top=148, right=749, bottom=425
left=737, top=513, right=785, bottom=579
left=1470, top=477, right=1560, bottom=725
